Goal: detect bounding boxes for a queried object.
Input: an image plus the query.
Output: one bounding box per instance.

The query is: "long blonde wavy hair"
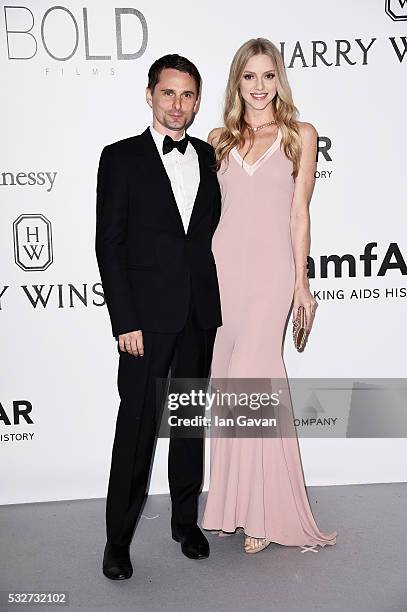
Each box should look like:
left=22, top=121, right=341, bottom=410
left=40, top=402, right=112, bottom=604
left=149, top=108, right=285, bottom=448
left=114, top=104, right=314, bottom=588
left=215, top=38, right=302, bottom=178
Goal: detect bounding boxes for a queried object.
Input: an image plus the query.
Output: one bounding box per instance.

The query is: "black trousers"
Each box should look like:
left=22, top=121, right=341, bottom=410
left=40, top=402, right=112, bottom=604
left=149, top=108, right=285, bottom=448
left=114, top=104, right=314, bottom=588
left=106, top=297, right=217, bottom=547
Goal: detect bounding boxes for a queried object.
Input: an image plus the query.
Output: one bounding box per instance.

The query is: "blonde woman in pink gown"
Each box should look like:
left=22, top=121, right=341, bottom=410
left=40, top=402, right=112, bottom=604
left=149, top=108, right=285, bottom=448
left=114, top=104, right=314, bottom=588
left=201, top=38, right=337, bottom=553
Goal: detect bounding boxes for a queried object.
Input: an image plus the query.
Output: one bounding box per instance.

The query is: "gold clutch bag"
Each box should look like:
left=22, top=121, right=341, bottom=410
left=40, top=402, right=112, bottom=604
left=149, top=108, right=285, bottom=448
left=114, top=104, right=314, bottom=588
left=293, top=305, right=308, bottom=351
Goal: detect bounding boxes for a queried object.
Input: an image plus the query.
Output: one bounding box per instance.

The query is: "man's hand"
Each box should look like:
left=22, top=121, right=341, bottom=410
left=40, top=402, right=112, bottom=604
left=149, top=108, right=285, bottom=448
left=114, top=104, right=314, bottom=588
left=118, top=330, right=144, bottom=356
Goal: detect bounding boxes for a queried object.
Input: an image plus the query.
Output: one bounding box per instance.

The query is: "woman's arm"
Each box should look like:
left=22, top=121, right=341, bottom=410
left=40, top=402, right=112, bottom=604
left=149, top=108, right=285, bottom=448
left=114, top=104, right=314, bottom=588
left=290, top=121, right=318, bottom=329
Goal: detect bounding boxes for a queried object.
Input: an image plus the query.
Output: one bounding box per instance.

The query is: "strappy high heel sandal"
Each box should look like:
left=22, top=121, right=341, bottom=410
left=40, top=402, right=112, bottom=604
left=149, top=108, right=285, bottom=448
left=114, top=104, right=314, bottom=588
left=244, top=536, right=272, bottom=554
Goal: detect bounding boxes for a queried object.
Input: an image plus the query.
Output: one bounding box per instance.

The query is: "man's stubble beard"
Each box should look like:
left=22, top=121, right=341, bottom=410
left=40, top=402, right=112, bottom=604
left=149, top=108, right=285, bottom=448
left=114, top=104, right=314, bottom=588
left=155, top=112, right=191, bottom=133
left=164, top=119, right=189, bottom=132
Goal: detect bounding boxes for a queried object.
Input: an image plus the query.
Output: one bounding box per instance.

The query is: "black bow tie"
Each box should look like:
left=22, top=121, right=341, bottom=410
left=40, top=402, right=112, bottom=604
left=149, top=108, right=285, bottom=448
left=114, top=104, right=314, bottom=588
left=163, top=134, right=189, bottom=155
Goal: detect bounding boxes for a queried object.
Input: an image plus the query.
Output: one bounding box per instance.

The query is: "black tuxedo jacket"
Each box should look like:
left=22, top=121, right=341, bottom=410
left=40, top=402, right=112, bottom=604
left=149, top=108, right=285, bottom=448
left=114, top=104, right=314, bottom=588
left=95, top=127, right=223, bottom=337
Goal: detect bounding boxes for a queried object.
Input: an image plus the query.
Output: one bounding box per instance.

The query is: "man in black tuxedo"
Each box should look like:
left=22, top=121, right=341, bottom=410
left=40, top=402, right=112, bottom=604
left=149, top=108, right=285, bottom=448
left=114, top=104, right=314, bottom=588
left=96, top=54, right=222, bottom=580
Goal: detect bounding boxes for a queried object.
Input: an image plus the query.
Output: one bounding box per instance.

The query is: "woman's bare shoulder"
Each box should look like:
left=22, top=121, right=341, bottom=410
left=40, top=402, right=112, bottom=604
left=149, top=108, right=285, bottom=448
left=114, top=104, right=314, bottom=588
left=297, top=121, right=318, bottom=142
left=207, top=127, right=224, bottom=147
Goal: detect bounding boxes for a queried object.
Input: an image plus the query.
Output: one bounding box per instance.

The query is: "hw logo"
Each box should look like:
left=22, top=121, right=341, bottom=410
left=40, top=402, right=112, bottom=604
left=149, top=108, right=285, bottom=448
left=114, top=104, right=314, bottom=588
left=385, top=0, right=407, bottom=20
left=13, top=214, right=53, bottom=271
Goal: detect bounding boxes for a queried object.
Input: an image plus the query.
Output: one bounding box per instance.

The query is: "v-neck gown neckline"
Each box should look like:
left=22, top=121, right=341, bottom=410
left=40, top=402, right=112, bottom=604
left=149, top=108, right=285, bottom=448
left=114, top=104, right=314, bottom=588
left=231, top=127, right=282, bottom=176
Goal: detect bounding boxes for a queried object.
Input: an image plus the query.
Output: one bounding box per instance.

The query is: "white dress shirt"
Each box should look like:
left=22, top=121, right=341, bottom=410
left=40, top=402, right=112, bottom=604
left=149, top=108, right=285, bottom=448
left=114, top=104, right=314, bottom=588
left=149, top=125, right=200, bottom=233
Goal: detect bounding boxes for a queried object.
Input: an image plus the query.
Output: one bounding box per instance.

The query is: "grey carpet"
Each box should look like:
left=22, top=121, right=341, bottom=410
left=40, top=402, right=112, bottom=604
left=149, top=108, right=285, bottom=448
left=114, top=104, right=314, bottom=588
left=0, top=484, right=406, bottom=612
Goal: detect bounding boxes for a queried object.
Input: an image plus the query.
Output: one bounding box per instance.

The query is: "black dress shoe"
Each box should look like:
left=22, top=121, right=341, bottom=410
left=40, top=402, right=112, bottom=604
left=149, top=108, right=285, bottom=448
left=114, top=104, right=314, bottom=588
left=172, top=523, right=210, bottom=560
left=102, top=542, right=133, bottom=580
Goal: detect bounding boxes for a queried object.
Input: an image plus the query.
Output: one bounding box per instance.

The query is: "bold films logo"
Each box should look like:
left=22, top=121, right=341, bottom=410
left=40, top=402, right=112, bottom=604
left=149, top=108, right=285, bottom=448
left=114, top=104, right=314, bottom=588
left=3, top=5, right=148, bottom=77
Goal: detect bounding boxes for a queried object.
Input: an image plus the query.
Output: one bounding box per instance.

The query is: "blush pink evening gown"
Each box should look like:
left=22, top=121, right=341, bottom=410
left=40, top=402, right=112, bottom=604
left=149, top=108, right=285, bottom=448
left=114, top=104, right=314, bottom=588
left=201, top=128, right=337, bottom=548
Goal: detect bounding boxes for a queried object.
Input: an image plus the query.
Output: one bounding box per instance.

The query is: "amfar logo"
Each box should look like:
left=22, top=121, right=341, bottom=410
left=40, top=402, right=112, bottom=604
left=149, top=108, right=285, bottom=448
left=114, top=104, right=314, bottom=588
left=317, top=137, right=332, bottom=163
left=316, top=136, right=332, bottom=180
left=3, top=6, right=148, bottom=61
left=1, top=171, right=57, bottom=192
left=385, top=0, right=407, bottom=21
left=307, top=243, right=407, bottom=279
left=13, top=214, right=53, bottom=271
left=0, top=400, right=34, bottom=442
left=0, top=400, right=34, bottom=426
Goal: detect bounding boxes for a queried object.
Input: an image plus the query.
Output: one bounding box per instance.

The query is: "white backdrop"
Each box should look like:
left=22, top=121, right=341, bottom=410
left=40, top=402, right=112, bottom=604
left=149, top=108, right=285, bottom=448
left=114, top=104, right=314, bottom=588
left=1, top=0, right=407, bottom=505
